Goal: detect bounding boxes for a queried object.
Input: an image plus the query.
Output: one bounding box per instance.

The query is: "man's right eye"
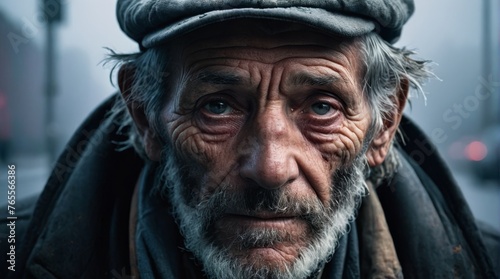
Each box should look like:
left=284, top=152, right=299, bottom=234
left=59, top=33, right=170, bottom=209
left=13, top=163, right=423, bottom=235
left=203, top=100, right=233, bottom=115
left=310, top=102, right=332, bottom=115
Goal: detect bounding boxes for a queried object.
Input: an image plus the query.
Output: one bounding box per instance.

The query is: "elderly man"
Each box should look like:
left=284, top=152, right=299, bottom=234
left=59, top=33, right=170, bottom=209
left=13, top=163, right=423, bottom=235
left=3, top=1, right=499, bottom=278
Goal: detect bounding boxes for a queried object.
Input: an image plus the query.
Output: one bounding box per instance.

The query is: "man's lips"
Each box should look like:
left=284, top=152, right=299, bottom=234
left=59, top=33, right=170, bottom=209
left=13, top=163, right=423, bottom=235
left=221, top=213, right=303, bottom=229
left=229, top=211, right=298, bottom=219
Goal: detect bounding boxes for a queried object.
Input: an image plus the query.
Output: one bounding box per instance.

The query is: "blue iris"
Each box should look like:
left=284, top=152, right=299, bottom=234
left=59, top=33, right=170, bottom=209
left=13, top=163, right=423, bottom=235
left=311, top=102, right=331, bottom=115
left=205, top=101, right=230, bottom=114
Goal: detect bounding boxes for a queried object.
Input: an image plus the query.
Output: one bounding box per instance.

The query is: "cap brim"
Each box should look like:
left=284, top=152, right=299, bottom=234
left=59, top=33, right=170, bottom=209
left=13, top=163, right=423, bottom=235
left=142, top=7, right=376, bottom=48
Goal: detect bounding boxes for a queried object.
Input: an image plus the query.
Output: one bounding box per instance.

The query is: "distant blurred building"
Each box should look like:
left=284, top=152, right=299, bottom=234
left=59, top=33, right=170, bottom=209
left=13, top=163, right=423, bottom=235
left=0, top=11, right=44, bottom=155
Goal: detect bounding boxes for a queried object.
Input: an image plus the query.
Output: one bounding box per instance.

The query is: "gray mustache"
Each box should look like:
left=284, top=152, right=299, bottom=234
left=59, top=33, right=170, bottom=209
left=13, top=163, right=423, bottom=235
left=199, top=187, right=325, bottom=217
left=191, top=186, right=336, bottom=241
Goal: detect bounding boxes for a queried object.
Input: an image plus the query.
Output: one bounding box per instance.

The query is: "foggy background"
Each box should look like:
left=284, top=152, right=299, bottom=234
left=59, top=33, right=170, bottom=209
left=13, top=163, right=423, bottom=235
left=0, top=1, right=499, bottom=229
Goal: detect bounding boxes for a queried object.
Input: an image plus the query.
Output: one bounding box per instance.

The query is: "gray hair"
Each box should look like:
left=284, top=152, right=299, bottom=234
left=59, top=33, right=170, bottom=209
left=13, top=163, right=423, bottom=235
left=360, top=33, right=431, bottom=139
left=106, top=33, right=431, bottom=159
left=105, top=48, right=172, bottom=158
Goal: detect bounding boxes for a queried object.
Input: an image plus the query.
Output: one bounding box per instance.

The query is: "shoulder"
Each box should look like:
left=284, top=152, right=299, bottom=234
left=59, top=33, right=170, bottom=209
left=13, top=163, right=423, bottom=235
left=477, top=221, right=500, bottom=268
left=394, top=115, right=499, bottom=277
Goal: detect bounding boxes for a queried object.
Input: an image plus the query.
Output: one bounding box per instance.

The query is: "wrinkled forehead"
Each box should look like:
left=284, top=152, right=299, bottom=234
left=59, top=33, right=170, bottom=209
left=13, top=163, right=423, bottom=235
left=159, top=19, right=365, bottom=85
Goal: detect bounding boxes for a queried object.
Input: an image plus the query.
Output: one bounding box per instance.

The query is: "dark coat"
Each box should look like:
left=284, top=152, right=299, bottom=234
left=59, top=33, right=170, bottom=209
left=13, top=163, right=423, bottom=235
left=1, top=94, right=498, bottom=278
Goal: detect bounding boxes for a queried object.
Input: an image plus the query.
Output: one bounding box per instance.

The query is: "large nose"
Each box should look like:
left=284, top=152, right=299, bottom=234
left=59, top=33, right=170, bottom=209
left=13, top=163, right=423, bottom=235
left=239, top=105, right=300, bottom=190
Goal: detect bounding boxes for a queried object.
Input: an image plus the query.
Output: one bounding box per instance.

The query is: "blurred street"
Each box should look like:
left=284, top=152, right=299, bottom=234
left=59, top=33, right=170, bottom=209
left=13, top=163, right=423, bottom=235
left=453, top=168, right=500, bottom=230
left=1, top=152, right=499, bottom=231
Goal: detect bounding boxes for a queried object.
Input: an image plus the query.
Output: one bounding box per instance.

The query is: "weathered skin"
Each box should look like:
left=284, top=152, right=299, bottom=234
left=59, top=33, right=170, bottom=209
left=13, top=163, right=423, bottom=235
left=122, top=20, right=404, bottom=271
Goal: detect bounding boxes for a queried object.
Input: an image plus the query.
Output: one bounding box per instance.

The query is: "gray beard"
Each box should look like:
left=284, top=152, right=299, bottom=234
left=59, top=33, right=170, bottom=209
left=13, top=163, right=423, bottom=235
left=156, top=148, right=367, bottom=279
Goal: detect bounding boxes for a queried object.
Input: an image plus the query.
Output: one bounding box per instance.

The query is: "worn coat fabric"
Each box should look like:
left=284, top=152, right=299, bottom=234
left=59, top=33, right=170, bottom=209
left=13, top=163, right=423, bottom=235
left=1, top=94, right=498, bottom=278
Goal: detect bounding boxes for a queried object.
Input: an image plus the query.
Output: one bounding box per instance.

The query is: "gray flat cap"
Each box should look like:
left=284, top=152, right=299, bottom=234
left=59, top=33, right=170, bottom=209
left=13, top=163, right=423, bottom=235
left=117, top=0, right=414, bottom=49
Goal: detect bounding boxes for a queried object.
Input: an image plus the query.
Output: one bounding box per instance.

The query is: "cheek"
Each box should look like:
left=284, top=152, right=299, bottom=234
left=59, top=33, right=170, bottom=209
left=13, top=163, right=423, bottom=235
left=296, top=119, right=370, bottom=205
left=301, top=118, right=369, bottom=165
left=294, top=97, right=371, bottom=166
left=163, top=110, right=245, bottom=192
left=166, top=115, right=206, bottom=159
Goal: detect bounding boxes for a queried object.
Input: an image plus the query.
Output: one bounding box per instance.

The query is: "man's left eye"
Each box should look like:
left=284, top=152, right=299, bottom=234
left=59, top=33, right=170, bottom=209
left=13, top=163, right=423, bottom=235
left=204, top=100, right=233, bottom=114
left=310, top=102, right=332, bottom=115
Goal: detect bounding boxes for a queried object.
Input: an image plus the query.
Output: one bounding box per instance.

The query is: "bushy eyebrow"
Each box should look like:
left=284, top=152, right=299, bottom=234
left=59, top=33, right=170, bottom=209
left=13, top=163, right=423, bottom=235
left=195, top=71, right=243, bottom=85
left=290, top=73, right=340, bottom=87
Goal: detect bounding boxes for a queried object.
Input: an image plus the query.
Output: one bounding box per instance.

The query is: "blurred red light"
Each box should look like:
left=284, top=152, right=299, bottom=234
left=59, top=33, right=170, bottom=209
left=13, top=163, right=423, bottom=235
left=465, top=141, right=488, bottom=161
left=0, top=94, right=6, bottom=109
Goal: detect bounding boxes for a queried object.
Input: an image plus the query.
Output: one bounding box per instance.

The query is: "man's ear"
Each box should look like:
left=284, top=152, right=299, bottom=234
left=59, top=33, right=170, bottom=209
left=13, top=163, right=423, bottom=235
left=366, top=80, right=409, bottom=167
left=118, top=65, right=162, bottom=161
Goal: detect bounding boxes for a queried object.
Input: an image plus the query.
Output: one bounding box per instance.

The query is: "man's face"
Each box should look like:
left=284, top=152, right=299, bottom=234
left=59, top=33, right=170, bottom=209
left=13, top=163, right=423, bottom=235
left=153, top=21, right=372, bottom=278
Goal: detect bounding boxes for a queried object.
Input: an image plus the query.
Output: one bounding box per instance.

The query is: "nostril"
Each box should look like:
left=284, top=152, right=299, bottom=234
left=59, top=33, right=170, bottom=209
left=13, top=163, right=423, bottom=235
left=239, top=146, right=299, bottom=190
